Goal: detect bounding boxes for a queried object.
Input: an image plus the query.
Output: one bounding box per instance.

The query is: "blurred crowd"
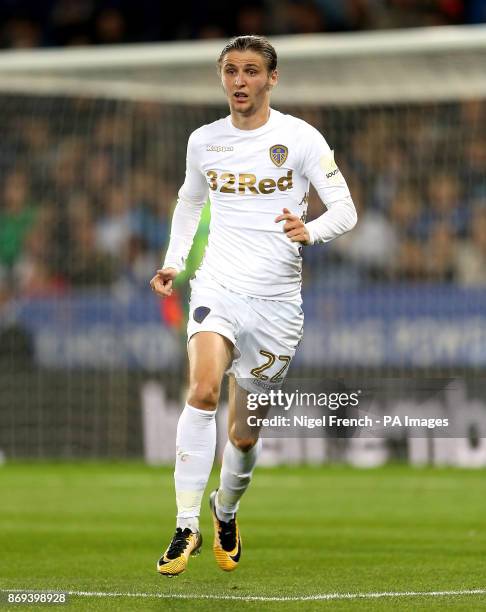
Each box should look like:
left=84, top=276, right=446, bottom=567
left=1, top=95, right=486, bottom=302
left=314, top=100, right=486, bottom=287
left=0, top=0, right=485, bottom=48
left=308, top=100, right=486, bottom=286
left=0, top=98, right=179, bottom=301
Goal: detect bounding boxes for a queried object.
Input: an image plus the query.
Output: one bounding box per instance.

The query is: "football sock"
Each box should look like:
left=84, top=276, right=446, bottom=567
left=174, top=403, right=216, bottom=532
left=216, top=438, right=262, bottom=522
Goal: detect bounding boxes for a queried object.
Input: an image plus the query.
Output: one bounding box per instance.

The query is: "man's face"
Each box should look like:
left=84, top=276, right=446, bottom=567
left=220, top=50, right=278, bottom=118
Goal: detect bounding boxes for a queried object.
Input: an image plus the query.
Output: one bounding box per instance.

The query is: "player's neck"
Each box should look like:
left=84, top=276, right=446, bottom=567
left=230, top=105, right=271, bottom=131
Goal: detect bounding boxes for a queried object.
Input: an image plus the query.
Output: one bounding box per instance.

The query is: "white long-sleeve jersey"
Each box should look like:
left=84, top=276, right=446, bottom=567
left=163, top=108, right=357, bottom=301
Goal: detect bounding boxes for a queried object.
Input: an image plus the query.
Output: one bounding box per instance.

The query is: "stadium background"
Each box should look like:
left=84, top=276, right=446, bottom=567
left=1, top=1, right=486, bottom=466
left=1, top=3, right=486, bottom=610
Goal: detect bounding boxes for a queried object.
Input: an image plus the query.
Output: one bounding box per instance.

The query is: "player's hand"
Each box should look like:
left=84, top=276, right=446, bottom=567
left=150, top=268, right=178, bottom=297
left=275, top=208, right=310, bottom=244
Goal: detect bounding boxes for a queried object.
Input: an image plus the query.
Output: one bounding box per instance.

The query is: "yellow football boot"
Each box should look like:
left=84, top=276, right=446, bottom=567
left=157, top=527, right=202, bottom=576
left=209, top=490, right=241, bottom=571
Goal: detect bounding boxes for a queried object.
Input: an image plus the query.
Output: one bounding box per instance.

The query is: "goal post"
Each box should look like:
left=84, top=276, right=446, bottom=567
left=0, top=25, right=486, bottom=103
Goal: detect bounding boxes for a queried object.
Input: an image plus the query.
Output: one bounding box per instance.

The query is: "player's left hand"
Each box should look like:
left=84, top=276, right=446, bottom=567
left=275, top=208, right=310, bottom=244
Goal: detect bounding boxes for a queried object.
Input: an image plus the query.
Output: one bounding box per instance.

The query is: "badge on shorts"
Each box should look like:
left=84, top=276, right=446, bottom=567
left=193, top=306, right=211, bottom=323
left=269, top=144, right=288, bottom=167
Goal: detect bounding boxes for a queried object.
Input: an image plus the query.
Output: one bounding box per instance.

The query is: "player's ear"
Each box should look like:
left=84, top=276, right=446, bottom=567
left=269, top=69, right=278, bottom=89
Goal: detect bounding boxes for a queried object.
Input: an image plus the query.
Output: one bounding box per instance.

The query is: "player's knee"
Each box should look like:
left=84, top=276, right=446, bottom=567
left=231, top=436, right=258, bottom=453
left=187, top=380, right=221, bottom=410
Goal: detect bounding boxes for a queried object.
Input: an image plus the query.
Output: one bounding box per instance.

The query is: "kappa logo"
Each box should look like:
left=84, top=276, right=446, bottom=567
left=299, top=192, right=309, bottom=206
left=269, top=144, right=288, bottom=167
left=176, top=447, right=190, bottom=462
left=207, top=144, right=234, bottom=152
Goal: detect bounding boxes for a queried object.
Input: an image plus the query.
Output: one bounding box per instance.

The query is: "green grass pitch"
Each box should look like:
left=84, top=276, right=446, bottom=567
left=1, top=462, right=486, bottom=611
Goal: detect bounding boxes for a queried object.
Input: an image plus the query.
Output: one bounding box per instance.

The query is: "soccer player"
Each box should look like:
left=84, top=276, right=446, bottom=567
left=150, top=35, right=357, bottom=576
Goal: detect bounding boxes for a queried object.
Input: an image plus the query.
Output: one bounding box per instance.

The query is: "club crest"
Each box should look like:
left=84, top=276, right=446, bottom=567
left=269, top=144, right=288, bottom=167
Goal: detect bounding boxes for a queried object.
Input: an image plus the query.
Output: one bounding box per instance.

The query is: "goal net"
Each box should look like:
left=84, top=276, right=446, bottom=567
left=1, top=26, right=486, bottom=459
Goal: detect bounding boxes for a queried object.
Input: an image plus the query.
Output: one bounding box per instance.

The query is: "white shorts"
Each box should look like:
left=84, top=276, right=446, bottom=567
left=187, top=272, right=304, bottom=394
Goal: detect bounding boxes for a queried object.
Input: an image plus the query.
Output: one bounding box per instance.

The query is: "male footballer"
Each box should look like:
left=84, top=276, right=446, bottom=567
left=150, top=35, right=357, bottom=576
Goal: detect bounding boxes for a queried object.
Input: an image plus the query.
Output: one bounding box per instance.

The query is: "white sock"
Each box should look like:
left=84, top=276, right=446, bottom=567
left=216, top=439, right=262, bottom=522
left=174, top=403, right=216, bottom=532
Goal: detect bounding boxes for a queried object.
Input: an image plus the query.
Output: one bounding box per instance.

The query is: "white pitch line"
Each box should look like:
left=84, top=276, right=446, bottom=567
left=2, top=588, right=486, bottom=602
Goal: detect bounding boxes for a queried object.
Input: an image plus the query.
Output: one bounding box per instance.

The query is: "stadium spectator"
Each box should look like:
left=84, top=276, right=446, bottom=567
left=463, top=137, right=486, bottom=200
left=1, top=90, right=485, bottom=295
left=117, top=234, right=159, bottom=289
left=425, top=221, right=457, bottom=281
left=314, top=0, right=373, bottom=31
left=93, top=7, right=126, bottom=45
left=388, top=186, right=422, bottom=240
left=45, top=0, right=94, bottom=47
left=333, top=178, right=397, bottom=279
left=50, top=138, right=85, bottom=197
left=0, top=170, right=37, bottom=270
left=95, top=186, right=133, bottom=257
left=283, top=1, right=325, bottom=34
left=347, top=126, right=377, bottom=186
left=372, top=144, right=410, bottom=212
left=1, top=17, right=42, bottom=48
left=13, top=206, right=67, bottom=297
left=419, top=173, right=468, bottom=238
left=0, top=1, right=484, bottom=48
left=393, top=238, right=427, bottom=281
left=455, top=206, right=486, bottom=286
left=375, top=0, right=465, bottom=29
left=235, top=4, right=267, bottom=37
left=66, top=196, right=116, bottom=286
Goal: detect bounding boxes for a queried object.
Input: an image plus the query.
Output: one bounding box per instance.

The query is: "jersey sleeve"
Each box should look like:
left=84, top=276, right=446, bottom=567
left=300, top=125, right=357, bottom=245
left=162, top=131, right=209, bottom=272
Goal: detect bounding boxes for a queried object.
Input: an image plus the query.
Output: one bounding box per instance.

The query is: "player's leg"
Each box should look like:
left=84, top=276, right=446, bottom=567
left=176, top=331, right=233, bottom=526
left=218, top=375, right=264, bottom=518
left=209, top=376, right=265, bottom=571
left=210, top=298, right=303, bottom=571
left=157, top=331, right=233, bottom=576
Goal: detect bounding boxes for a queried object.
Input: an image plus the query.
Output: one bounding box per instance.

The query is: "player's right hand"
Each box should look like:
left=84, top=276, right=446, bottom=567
left=150, top=268, right=178, bottom=297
